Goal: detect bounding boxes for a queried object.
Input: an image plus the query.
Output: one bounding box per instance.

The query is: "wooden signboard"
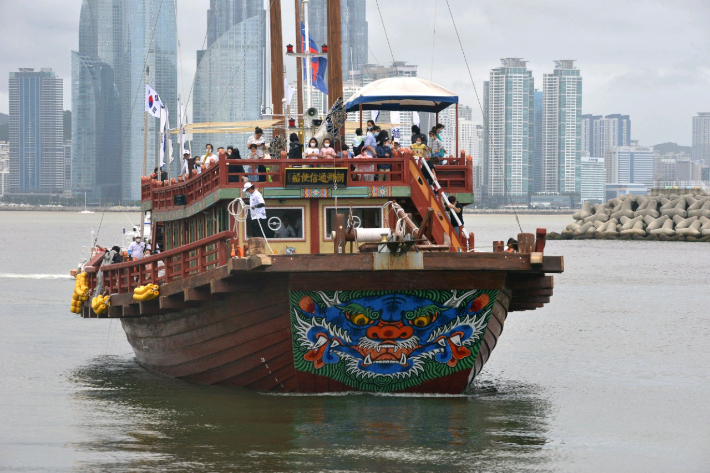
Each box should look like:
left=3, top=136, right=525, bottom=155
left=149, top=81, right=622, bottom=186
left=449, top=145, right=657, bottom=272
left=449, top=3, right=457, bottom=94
left=285, top=167, right=348, bottom=187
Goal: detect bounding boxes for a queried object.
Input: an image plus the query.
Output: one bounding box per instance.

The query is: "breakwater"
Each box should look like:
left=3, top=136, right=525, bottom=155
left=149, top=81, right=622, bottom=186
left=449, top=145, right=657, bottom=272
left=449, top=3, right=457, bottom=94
left=549, top=194, right=710, bottom=242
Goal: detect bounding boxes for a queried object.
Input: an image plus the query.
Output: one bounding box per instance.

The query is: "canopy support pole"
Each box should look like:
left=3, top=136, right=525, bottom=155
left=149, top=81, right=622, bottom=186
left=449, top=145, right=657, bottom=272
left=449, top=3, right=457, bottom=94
left=359, top=104, right=363, bottom=130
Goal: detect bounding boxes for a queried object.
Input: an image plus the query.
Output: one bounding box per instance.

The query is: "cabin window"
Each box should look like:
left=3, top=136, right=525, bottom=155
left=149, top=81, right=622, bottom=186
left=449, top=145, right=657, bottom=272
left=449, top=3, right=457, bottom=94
left=323, top=206, right=383, bottom=240
left=243, top=206, right=305, bottom=240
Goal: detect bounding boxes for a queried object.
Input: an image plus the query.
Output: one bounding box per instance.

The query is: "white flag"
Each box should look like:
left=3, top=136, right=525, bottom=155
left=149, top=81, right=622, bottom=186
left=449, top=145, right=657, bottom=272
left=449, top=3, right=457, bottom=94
left=390, top=111, right=401, bottom=141
left=145, top=85, right=164, bottom=118
left=159, top=108, right=174, bottom=166
left=413, top=111, right=421, bottom=127
left=284, top=78, right=296, bottom=105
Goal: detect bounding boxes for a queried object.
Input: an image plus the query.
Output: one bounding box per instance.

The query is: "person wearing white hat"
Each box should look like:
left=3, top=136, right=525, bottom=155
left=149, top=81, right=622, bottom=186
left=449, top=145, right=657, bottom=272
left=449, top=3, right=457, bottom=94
left=244, top=182, right=266, bottom=238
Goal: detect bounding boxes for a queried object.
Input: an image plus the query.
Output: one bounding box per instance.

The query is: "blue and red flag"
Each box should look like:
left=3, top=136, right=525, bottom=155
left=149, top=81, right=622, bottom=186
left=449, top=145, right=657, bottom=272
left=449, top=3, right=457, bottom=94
left=301, top=22, right=328, bottom=94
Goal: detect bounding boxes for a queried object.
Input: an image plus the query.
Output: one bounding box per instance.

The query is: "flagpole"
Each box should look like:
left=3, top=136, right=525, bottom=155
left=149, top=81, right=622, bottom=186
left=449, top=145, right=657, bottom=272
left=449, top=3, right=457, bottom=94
left=157, top=106, right=162, bottom=182
left=303, top=0, right=312, bottom=111
left=142, top=66, right=149, bottom=178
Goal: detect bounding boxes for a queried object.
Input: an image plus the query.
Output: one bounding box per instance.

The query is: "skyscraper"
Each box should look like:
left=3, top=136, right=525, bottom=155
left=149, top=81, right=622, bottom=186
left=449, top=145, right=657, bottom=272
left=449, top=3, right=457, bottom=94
left=121, top=0, right=177, bottom=202
left=608, top=143, right=654, bottom=186
left=541, top=60, right=582, bottom=200
left=532, top=89, right=542, bottom=192
left=71, top=0, right=122, bottom=203
left=582, top=113, right=630, bottom=159
left=581, top=157, right=605, bottom=204
left=193, top=0, right=265, bottom=154
left=484, top=58, right=535, bottom=206
left=8, top=68, right=64, bottom=194
left=307, top=0, right=368, bottom=79
left=692, top=112, right=710, bottom=162
left=581, top=114, right=600, bottom=157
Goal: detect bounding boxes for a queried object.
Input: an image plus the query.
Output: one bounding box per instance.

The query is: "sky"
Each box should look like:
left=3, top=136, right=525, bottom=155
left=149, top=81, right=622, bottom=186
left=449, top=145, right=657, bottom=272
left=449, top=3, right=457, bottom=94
left=0, top=0, right=709, bottom=146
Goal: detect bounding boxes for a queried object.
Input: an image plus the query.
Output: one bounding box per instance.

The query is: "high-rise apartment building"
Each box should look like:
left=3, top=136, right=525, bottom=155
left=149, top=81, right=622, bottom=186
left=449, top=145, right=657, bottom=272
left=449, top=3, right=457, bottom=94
left=532, top=90, right=543, bottom=192
left=541, top=60, right=582, bottom=200
left=692, top=112, right=710, bottom=162
left=0, top=141, right=9, bottom=196
left=194, top=1, right=265, bottom=155
left=71, top=0, right=122, bottom=203
left=484, top=58, right=535, bottom=205
left=581, top=113, right=631, bottom=159
left=121, top=0, right=177, bottom=202
left=307, top=0, right=368, bottom=79
left=8, top=68, right=65, bottom=195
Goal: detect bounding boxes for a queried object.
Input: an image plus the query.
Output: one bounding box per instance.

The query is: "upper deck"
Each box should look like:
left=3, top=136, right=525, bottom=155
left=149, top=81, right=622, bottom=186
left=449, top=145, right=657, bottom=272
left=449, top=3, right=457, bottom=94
left=141, top=153, right=474, bottom=220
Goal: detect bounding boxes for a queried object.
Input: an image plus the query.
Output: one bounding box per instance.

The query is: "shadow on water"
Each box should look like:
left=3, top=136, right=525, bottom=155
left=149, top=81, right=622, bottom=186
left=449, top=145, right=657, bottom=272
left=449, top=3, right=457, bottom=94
left=67, top=356, right=555, bottom=471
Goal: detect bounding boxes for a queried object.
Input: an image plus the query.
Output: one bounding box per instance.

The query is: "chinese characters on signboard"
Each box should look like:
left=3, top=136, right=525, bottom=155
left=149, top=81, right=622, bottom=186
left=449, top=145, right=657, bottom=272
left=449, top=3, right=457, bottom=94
left=285, top=168, right=348, bottom=187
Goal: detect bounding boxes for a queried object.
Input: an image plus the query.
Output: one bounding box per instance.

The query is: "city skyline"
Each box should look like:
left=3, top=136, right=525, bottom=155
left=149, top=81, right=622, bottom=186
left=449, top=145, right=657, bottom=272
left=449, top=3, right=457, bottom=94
left=0, top=0, right=708, bottom=146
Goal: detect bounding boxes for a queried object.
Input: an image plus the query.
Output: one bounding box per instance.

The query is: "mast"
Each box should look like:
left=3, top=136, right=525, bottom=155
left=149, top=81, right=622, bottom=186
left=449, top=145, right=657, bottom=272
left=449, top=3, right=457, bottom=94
left=326, top=0, right=343, bottom=142
left=269, top=0, right=285, bottom=137
left=141, top=65, right=149, bottom=240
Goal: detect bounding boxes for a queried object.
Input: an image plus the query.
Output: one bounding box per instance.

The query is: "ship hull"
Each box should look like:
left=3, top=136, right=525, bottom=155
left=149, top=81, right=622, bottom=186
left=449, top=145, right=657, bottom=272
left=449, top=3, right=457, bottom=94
left=120, top=267, right=513, bottom=394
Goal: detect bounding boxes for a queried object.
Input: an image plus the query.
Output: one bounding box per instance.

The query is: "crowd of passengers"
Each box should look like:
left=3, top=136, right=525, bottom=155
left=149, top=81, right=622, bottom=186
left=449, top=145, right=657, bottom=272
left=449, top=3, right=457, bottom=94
left=160, top=121, right=453, bottom=184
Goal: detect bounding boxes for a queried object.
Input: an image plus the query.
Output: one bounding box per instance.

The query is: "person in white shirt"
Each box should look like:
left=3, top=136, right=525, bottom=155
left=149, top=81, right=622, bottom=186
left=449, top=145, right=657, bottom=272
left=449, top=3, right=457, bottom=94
left=199, top=143, right=218, bottom=173
left=244, top=182, right=266, bottom=238
left=127, top=236, right=146, bottom=260
left=247, top=127, right=266, bottom=158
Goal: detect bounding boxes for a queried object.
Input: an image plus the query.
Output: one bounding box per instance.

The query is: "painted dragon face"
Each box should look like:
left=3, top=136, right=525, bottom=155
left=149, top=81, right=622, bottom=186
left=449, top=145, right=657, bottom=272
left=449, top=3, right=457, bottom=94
left=291, top=290, right=496, bottom=389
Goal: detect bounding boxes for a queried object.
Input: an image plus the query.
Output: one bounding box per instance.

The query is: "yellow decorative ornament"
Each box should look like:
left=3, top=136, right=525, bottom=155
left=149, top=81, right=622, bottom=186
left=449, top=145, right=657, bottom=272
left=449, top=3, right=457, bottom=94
left=133, top=284, right=159, bottom=301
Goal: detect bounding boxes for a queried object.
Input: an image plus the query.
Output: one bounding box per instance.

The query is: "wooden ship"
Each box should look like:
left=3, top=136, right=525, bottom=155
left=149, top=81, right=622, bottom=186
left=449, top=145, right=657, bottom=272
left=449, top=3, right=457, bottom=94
left=72, top=0, right=563, bottom=394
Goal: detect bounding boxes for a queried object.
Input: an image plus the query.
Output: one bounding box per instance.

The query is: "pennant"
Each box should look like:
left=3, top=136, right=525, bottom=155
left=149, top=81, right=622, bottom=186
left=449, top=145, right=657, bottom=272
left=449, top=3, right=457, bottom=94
left=145, top=85, right=164, bottom=118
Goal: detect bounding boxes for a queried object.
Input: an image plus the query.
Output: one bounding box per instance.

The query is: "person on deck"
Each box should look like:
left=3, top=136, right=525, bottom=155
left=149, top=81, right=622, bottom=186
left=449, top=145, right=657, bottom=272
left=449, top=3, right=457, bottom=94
left=352, top=128, right=364, bottom=156
left=446, top=195, right=464, bottom=236
left=227, top=146, right=245, bottom=182
left=247, top=127, right=266, bottom=158
left=411, top=135, right=428, bottom=162
left=217, top=147, right=227, bottom=162
left=320, top=138, right=337, bottom=158
left=363, top=126, right=377, bottom=158
left=244, top=182, right=267, bottom=238
left=245, top=143, right=260, bottom=181
left=429, top=129, right=446, bottom=164
left=375, top=131, right=391, bottom=181
left=304, top=138, right=320, bottom=161
left=506, top=238, right=518, bottom=253
left=411, top=125, right=427, bottom=146
left=198, top=144, right=218, bottom=174
left=275, top=214, right=297, bottom=238
left=288, top=133, right=303, bottom=160
left=127, top=236, right=146, bottom=260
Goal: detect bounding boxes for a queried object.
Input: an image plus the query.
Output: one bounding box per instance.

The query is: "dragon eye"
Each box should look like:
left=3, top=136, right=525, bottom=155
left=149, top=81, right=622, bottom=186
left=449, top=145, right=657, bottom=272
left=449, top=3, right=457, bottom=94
left=411, top=313, right=436, bottom=327
left=349, top=313, right=372, bottom=326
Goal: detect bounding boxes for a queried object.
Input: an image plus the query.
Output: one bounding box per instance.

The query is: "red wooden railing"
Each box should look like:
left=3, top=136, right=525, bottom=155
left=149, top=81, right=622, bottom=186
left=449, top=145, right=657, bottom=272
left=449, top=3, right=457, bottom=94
left=97, top=231, right=232, bottom=294
left=143, top=155, right=473, bottom=212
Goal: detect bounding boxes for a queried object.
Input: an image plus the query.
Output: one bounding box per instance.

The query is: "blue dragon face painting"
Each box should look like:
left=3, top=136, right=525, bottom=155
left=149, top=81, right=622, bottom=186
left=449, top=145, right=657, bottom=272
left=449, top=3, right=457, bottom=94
left=290, top=289, right=498, bottom=392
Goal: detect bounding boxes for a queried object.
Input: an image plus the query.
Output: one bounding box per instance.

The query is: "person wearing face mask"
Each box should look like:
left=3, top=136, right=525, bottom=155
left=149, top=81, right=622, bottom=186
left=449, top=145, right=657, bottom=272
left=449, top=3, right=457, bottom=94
left=304, top=138, right=320, bottom=159
left=320, top=138, right=337, bottom=158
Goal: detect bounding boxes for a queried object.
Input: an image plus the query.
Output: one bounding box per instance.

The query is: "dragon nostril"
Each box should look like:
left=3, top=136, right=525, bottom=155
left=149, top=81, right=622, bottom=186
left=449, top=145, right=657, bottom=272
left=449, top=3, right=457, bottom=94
left=383, top=329, right=393, bottom=338
left=371, top=333, right=378, bottom=339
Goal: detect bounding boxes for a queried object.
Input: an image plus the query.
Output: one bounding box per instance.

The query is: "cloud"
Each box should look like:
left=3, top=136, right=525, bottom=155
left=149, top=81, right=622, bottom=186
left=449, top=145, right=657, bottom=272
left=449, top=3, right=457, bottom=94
left=0, top=0, right=708, bottom=145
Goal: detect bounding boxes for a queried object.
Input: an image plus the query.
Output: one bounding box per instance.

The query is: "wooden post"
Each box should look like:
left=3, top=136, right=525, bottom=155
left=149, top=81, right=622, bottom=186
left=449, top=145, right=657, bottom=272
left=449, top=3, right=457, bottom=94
left=493, top=241, right=504, bottom=252
left=535, top=228, right=547, bottom=253
left=517, top=233, right=535, bottom=253
left=333, top=213, right=345, bottom=254
left=270, top=0, right=285, bottom=138
left=326, top=0, right=343, bottom=111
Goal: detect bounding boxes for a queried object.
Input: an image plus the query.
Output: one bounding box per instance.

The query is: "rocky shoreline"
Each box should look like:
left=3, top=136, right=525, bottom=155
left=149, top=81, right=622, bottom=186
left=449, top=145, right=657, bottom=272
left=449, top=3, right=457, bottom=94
left=549, top=194, right=710, bottom=242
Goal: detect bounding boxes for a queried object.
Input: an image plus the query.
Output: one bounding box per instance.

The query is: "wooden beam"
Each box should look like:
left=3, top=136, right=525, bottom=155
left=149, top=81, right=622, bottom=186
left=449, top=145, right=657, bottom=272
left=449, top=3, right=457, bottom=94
left=184, top=287, right=213, bottom=302
left=508, top=302, right=545, bottom=312
left=326, top=0, right=343, bottom=111
left=140, top=299, right=167, bottom=316
left=122, top=304, right=140, bottom=317
left=506, top=275, right=554, bottom=290
left=159, top=294, right=198, bottom=310
left=512, top=295, right=550, bottom=305
left=512, top=288, right=553, bottom=297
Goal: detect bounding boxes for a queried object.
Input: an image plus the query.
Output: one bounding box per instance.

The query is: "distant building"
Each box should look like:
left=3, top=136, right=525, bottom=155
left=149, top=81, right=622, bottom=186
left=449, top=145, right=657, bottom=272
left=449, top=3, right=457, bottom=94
left=71, top=0, right=123, bottom=203
left=8, top=68, right=65, bottom=195
left=605, top=183, right=648, bottom=200
left=581, top=113, right=631, bottom=160
left=581, top=157, right=605, bottom=204
left=532, top=90, right=543, bottom=192
left=608, top=142, right=654, bottom=186
left=484, top=58, right=535, bottom=206
left=349, top=61, right=417, bottom=86
left=692, top=112, right=710, bottom=162
left=0, top=141, right=8, bottom=196
left=194, top=1, right=265, bottom=155
left=307, top=0, right=368, bottom=79
left=63, top=140, right=72, bottom=196
left=541, top=60, right=582, bottom=201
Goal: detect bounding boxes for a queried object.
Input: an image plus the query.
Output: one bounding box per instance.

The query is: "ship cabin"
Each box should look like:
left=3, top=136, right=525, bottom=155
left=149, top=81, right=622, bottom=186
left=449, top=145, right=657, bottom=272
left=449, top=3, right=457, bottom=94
left=142, top=78, right=474, bottom=259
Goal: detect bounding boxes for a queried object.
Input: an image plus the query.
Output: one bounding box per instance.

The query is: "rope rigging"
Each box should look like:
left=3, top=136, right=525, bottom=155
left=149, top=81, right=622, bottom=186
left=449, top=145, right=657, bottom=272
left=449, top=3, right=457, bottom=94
left=443, top=0, right=524, bottom=234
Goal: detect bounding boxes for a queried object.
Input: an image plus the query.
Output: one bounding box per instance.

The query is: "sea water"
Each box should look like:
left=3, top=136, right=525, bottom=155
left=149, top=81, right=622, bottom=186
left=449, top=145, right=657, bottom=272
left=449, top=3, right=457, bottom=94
left=0, top=211, right=708, bottom=471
